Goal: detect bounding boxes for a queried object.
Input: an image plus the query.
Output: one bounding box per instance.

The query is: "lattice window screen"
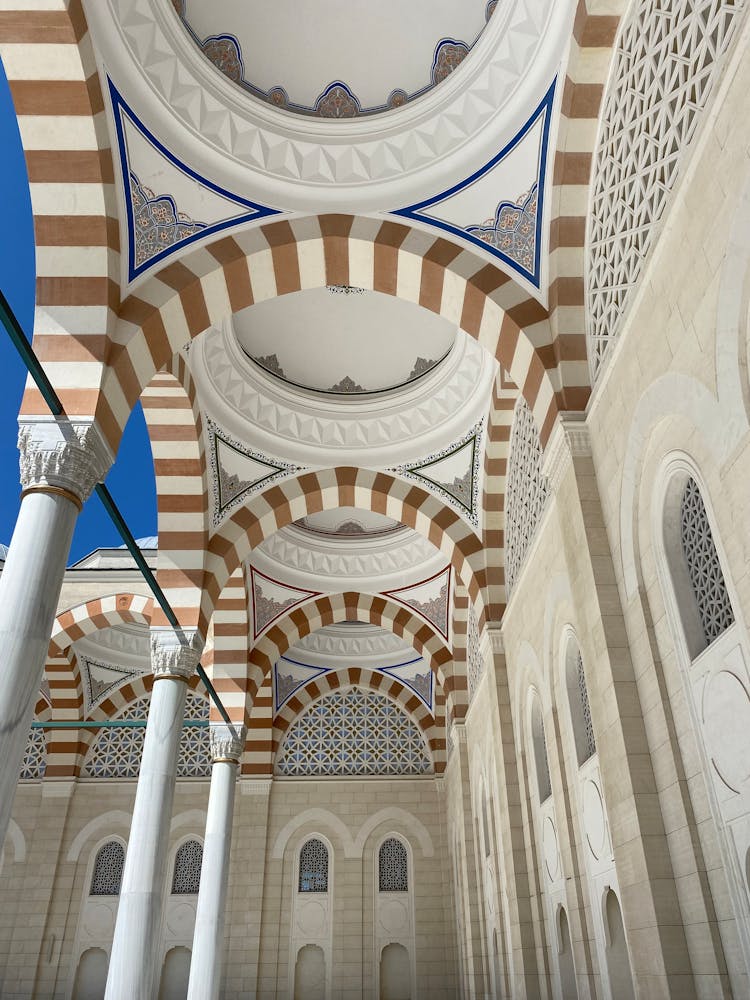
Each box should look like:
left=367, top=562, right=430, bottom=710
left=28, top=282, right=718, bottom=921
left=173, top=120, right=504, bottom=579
left=171, top=839, right=203, bottom=894
left=587, top=0, right=745, bottom=379
left=379, top=838, right=409, bottom=892
left=275, top=688, right=433, bottom=777
left=299, top=838, right=329, bottom=892
left=467, top=608, right=483, bottom=700
left=577, top=652, right=596, bottom=762
left=680, top=477, right=735, bottom=647
left=82, top=691, right=211, bottom=778
left=19, top=726, right=47, bottom=780
left=505, top=397, right=548, bottom=595
left=90, top=840, right=125, bottom=896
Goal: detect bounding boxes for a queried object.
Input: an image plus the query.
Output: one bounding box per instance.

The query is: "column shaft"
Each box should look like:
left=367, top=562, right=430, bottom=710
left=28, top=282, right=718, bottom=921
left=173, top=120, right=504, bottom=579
left=0, top=491, right=77, bottom=844
left=187, top=759, right=238, bottom=1000
left=105, top=676, right=190, bottom=999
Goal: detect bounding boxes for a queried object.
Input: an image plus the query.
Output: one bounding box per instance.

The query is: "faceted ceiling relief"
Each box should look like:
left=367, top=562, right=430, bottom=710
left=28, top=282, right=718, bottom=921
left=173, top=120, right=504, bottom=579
left=172, top=0, right=495, bottom=117
left=108, top=80, right=279, bottom=282
left=233, top=288, right=456, bottom=397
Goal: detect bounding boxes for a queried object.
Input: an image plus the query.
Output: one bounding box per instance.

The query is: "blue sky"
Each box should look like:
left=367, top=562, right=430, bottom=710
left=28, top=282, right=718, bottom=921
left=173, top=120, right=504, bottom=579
left=0, top=58, right=156, bottom=563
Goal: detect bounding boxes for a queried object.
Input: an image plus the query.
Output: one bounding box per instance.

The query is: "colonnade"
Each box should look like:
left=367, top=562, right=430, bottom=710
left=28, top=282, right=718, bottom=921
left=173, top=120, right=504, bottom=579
left=0, top=415, right=246, bottom=1000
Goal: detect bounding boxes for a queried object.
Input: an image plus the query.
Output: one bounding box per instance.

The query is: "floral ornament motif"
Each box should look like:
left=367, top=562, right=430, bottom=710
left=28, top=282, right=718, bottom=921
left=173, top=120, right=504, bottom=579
left=275, top=671, right=301, bottom=706
left=268, top=87, right=289, bottom=110
left=402, top=582, right=449, bottom=635
left=388, top=89, right=408, bottom=109
left=431, top=39, right=470, bottom=86
left=130, top=170, right=206, bottom=268
left=326, top=284, right=365, bottom=295
left=254, top=584, right=301, bottom=633
left=253, top=353, right=287, bottom=379
left=412, top=672, right=432, bottom=704
left=408, top=357, right=439, bottom=380
left=201, top=34, right=244, bottom=84
left=329, top=375, right=366, bottom=393
left=467, top=183, right=538, bottom=274
left=315, top=81, right=361, bottom=118
left=486, top=0, right=499, bottom=19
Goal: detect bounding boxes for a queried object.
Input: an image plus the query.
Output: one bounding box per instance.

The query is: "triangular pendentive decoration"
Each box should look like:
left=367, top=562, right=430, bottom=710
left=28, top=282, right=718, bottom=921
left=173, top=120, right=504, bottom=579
left=250, top=567, right=321, bottom=640
left=208, top=418, right=304, bottom=527
left=384, top=566, right=452, bottom=642
left=273, top=658, right=330, bottom=713
left=394, top=80, right=555, bottom=289
left=390, top=420, right=484, bottom=529
left=378, top=658, right=434, bottom=713
left=108, top=78, right=279, bottom=282
left=79, top=655, right=143, bottom=715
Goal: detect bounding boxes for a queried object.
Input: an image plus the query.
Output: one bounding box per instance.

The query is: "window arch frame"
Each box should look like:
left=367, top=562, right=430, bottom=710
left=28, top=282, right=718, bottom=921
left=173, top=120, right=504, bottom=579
left=528, top=691, right=553, bottom=805
left=562, top=630, right=597, bottom=768
left=169, top=835, right=204, bottom=896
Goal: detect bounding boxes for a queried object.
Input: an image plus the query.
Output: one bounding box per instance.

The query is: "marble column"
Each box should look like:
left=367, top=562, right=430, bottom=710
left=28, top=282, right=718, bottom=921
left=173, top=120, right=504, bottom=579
left=0, top=416, right=111, bottom=848
left=187, top=723, right=246, bottom=1000
left=105, top=628, right=203, bottom=1000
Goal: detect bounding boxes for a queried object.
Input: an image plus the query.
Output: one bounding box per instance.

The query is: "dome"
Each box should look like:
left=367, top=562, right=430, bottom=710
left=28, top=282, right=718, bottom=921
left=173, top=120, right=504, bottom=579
left=172, top=0, right=496, bottom=118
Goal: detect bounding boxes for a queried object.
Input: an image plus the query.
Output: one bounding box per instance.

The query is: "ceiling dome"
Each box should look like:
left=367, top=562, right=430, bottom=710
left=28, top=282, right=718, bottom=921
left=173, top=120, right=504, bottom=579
left=233, top=287, right=456, bottom=397
left=172, top=0, right=496, bottom=118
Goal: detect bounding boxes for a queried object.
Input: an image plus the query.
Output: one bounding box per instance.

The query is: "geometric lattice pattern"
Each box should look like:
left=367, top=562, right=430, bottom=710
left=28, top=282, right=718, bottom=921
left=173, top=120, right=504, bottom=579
left=538, top=725, right=552, bottom=803
left=276, top=688, right=433, bottom=777
left=19, top=726, right=47, bottom=780
left=576, top=651, right=596, bottom=762
left=298, top=838, right=329, bottom=893
left=171, top=839, right=203, bottom=894
left=379, top=838, right=409, bottom=892
left=587, top=0, right=746, bottom=379
left=467, top=608, right=484, bottom=700
left=680, top=477, right=735, bottom=647
left=90, top=841, right=125, bottom=896
left=505, top=397, right=548, bottom=594
left=82, top=692, right=211, bottom=778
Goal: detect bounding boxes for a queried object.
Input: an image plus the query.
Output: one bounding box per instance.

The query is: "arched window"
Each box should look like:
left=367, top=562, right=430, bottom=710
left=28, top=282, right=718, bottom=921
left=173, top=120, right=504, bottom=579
left=90, top=840, right=125, bottom=896
left=531, top=699, right=552, bottom=803
left=679, top=477, right=734, bottom=648
left=566, top=646, right=596, bottom=766
left=604, top=890, right=635, bottom=1000
left=171, top=839, right=202, bottom=895
left=299, top=838, right=328, bottom=893
left=379, top=838, right=408, bottom=892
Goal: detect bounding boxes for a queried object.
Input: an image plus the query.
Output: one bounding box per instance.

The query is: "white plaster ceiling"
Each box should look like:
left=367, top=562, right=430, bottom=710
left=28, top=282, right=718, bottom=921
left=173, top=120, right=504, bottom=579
left=233, top=288, right=456, bottom=397
left=175, top=0, right=492, bottom=117
left=192, top=313, right=495, bottom=468
left=296, top=508, right=401, bottom=537
left=252, top=513, right=446, bottom=595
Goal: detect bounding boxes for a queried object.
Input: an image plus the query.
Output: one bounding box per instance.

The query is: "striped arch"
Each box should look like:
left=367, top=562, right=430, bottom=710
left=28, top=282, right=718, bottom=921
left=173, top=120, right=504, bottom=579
left=273, top=667, right=448, bottom=775
left=0, top=1, right=121, bottom=419
left=196, top=467, right=485, bottom=638
left=141, top=354, right=209, bottom=625
left=47, top=594, right=153, bottom=716
left=96, top=216, right=560, bottom=452
left=547, top=0, right=624, bottom=400
left=245, top=592, right=466, bottom=722
left=482, top=369, right=518, bottom=621
left=208, top=568, right=249, bottom=725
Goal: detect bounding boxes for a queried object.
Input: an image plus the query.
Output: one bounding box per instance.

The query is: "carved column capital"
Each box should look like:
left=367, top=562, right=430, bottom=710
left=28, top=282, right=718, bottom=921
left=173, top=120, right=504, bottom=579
left=150, top=627, right=203, bottom=680
left=542, top=414, right=591, bottom=495
left=18, top=417, right=113, bottom=505
left=209, top=723, right=246, bottom=763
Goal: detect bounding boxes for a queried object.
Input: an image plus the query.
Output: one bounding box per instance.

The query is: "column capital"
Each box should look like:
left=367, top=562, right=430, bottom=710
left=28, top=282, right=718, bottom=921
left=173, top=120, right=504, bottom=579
left=18, top=417, right=113, bottom=505
left=542, top=414, right=591, bottom=495
left=209, top=723, right=246, bottom=763
left=151, top=627, right=204, bottom=680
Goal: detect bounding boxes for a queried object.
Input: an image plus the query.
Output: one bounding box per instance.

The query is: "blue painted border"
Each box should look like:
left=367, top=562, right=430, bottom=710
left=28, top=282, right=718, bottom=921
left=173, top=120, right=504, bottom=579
left=394, top=78, right=556, bottom=288
left=273, top=659, right=330, bottom=713
left=108, top=77, right=280, bottom=282
left=379, top=657, right=434, bottom=711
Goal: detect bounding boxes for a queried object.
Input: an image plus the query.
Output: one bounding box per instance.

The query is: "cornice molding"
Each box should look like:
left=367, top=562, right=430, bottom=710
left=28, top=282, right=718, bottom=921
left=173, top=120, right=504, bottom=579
left=542, top=414, right=591, bottom=496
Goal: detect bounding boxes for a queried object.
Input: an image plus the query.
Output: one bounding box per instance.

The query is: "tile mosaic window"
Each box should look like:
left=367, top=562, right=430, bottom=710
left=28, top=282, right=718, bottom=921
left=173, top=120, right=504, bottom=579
left=299, top=838, right=328, bottom=893
left=90, top=840, right=125, bottom=896
left=379, top=838, right=408, bottom=892
left=171, top=839, right=203, bottom=894
left=276, top=687, right=432, bottom=777
left=680, top=477, right=735, bottom=647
